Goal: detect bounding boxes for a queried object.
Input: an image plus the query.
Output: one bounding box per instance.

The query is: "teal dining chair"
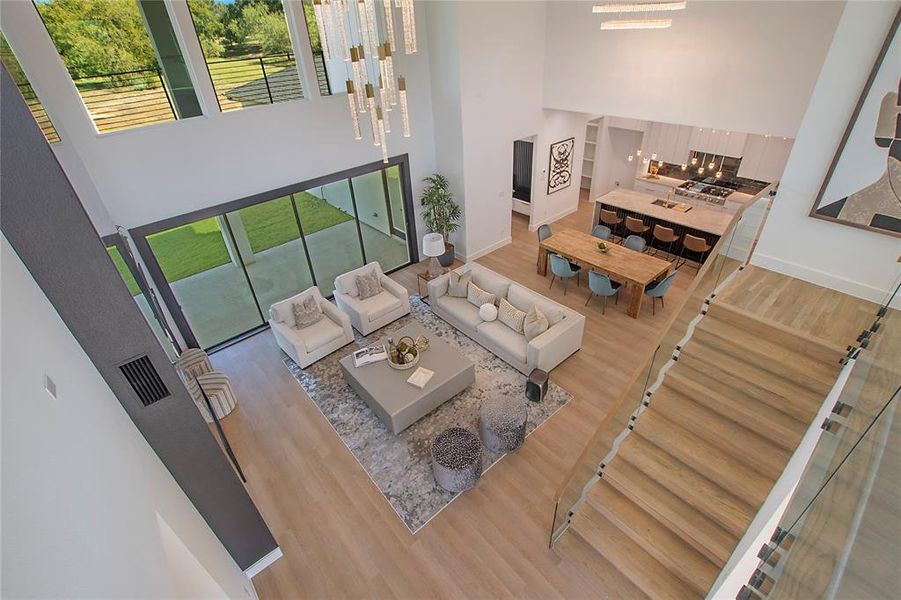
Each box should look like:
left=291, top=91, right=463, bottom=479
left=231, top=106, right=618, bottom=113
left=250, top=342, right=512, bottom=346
left=591, top=225, right=612, bottom=241
left=586, top=271, right=621, bottom=314
left=549, top=253, right=581, bottom=296
left=624, top=234, right=647, bottom=253
left=644, top=272, right=677, bottom=315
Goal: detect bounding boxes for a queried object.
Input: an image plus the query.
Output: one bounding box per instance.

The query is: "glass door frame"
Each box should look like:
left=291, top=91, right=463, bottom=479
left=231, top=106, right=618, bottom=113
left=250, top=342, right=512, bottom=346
left=130, top=154, right=419, bottom=352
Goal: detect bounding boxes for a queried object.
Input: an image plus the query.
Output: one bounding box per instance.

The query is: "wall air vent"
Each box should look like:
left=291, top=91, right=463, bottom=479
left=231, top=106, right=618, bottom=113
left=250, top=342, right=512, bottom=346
left=119, top=355, right=169, bottom=406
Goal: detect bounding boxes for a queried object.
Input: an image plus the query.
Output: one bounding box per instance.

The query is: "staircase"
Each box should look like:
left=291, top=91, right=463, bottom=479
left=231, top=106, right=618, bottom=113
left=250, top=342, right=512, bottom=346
left=555, top=297, right=847, bottom=598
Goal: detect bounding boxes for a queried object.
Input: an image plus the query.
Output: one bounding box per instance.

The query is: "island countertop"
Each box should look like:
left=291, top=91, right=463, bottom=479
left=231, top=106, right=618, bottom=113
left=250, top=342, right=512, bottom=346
left=593, top=188, right=734, bottom=236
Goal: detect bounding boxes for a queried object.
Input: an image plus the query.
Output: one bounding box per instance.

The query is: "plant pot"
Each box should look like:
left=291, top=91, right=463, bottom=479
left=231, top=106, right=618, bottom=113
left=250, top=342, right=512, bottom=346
left=438, top=243, right=455, bottom=267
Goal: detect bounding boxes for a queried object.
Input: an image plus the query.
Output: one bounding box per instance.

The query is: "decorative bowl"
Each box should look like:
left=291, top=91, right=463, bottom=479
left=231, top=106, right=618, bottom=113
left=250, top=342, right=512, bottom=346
left=388, top=352, right=420, bottom=370
left=388, top=336, right=420, bottom=370
left=597, top=242, right=609, bottom=253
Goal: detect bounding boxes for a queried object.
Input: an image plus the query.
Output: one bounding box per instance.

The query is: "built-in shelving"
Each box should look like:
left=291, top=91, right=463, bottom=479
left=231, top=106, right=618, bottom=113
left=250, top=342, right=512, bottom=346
left=581, top=118, right=602, bottom=191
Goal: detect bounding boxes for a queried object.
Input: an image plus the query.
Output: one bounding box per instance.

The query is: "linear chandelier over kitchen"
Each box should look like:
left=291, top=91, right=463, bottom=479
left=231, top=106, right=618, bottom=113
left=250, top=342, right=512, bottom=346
left=312, top=0, right=417, bottom=163
left=594, top=0, right=685, bottom=30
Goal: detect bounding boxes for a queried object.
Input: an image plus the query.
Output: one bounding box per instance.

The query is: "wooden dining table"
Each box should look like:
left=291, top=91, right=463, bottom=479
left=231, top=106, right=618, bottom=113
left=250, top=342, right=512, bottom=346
left=538, top=228, right=672, bottom=318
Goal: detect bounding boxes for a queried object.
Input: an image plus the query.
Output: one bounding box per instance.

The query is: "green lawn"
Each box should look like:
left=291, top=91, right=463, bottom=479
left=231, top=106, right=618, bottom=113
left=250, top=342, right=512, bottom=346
left=143, top=192, right=352, bottom=286
left=106, top=246, right=142, bottom=296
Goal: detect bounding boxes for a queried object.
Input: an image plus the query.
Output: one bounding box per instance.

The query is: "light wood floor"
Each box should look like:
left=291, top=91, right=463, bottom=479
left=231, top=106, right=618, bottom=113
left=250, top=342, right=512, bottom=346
left=210, top=193, right=878, bottom=598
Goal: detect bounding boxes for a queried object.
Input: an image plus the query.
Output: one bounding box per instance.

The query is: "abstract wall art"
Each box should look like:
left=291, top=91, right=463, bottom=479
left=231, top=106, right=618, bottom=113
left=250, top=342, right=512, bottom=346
left=547, top=137, right=575, bottom=195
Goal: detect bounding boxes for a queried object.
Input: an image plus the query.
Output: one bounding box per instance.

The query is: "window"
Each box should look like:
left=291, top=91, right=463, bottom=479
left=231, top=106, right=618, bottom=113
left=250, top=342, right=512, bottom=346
left=0, top=32, right=60, bottom=143
left=34, top=0, right=202, bottom=133
left=186, top=0, right=304, bottom=111
left=133, top=158, right=417, bottom=350
left=300, top=0, right=335, bottom=96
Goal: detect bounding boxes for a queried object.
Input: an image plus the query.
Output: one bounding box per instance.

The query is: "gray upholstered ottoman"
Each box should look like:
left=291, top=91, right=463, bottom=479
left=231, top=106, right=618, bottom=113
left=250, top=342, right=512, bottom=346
left=480, top=396, right=528, bottom=453
left=431, top=427, right=482, bottom=492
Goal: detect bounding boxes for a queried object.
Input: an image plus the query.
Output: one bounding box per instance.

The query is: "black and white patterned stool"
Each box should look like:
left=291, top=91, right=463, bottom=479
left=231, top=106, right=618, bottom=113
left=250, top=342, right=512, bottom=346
left=431, top=427, right=482, bottom=492
left=480, top=396, right=528, bottom=453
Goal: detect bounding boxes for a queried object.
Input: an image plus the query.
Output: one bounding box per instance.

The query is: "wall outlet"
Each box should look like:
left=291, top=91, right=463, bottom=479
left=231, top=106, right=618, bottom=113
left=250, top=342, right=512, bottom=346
left=614, top=180, right=620, bottom=187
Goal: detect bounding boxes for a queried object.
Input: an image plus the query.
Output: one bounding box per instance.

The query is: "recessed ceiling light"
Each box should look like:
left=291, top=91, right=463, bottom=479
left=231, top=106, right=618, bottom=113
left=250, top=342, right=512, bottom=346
left=600, top=18, right=673, bottom=30
left=593, top=1, right=687, bottom=13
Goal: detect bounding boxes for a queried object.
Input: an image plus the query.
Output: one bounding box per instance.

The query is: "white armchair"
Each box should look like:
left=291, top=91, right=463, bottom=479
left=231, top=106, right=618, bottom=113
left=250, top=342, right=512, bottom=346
left=268, top=286, right=354, bottom=368
left=334, top=262, right=411, bottom=335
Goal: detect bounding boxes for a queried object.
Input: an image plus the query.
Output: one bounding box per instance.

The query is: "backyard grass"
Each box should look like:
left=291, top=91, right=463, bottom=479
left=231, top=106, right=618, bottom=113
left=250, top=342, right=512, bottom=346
left=145, top=192, right=352, bottom=285
left=107, top=246, right=142, bottom=296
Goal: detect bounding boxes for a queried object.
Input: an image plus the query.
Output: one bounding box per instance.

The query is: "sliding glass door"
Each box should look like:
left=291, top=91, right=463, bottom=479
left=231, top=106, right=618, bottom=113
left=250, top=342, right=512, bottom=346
left=133, top=157, right=417, bottom=351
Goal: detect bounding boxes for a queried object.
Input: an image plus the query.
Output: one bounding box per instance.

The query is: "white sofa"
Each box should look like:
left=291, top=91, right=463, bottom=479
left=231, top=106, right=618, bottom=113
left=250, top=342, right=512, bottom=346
left=269, top=287, right=355, bottom=368
left=334, top=262, right=411, bottom=336
left=428, top=263, right=585, bottom=374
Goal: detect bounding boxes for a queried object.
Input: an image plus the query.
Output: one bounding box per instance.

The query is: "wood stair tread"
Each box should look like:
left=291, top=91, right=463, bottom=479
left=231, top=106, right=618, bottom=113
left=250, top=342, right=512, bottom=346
left=634, top=403, right=775, bottom=506
left=604, top=457, right=737, bottom=566
left=618, top=432, right=757, bottom=538
left=695, top=315, right=839, bottom=388
left=553, top=528, right=651, bottom=600
left=665, top=366, right=808, bottom=451
left=653, top=383, right=791, bottom=481
left=705, top=301, right=847, bottom=365
left=586, top=481, right=720, bottom=595
left=677, top=343, right=821, bottom=423
left=571, top=503, right=702, bottom=600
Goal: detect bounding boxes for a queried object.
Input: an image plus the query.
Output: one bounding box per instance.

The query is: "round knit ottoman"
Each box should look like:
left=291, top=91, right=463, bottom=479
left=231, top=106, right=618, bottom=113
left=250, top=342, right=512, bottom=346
left=431, top=427, right=482, bottom=492
left=480, top=396, right=528, bottom=453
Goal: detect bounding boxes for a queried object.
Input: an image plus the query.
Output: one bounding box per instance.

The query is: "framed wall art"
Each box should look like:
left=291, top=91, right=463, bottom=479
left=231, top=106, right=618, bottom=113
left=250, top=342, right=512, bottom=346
left=547, top=137, right=575, bottom=195
left=809, top=8, right=900, bottom=238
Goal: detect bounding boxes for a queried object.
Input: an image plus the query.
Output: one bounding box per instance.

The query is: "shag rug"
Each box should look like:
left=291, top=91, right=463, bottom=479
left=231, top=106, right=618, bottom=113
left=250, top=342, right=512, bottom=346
left=283, top=296, right=573, bottom=533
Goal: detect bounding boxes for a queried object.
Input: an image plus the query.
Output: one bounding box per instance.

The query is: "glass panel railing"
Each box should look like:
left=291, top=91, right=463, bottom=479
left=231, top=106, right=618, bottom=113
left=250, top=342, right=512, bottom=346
left=550, top=183, right=777, bottom=543
left=742, top=286, right=899, bottom=599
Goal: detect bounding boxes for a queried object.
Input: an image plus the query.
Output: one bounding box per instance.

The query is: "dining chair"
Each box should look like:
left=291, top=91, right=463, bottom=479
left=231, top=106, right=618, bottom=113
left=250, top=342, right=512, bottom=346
left=680, top=234, right=712, bottom=272
left=549, top=253, right=581, bottom=296
left=537, top=224, right=553, bottom=268
left=644, top=272, right=677, bottom=315
left=591, top=224, right=612, bottom=241
left=623, top=234, right=647, bottom=253
left=624, top=216, right=650, bottom=245
left=599, top=209, right=623, bottom=243
left=585, top=271, right=621, bottom=314
left=651, top=224, right=680, bottom=261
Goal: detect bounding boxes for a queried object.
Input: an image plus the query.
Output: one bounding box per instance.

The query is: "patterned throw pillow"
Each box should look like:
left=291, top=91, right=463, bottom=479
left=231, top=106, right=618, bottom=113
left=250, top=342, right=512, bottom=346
left=467, top=282, right=496, bottom=308
left=355, top=271, right=382, bottom=299
left=448, top=270, right=471, bottom=298
left=523, top=304, right=550, bottom=341
left=292, top=295, right=324, bottom=329
left=498, top=298, right=527, bottom=333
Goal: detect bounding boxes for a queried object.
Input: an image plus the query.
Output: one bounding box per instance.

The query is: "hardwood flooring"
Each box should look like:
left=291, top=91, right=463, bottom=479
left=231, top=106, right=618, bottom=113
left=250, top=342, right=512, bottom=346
left=209, top=192, right=878, bottom=598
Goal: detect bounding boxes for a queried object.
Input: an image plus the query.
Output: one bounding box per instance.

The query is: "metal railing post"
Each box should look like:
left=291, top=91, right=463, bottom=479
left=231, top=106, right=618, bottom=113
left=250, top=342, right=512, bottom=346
left=157, top=67, right=177, bottom=120
left=260, top=56, right=274, bottom=103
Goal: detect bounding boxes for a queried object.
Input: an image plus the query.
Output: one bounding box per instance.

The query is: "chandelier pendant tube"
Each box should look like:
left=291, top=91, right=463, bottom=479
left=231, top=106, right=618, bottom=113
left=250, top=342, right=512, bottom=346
left=383, top=0, right=397, bottom=51
left=377, top=106, right=389, bottom=163
left=334, top=0, right=351, bottom=60
left=351, top=46, right=367, bottom=112
left=365, top=83, right=380, bottom=146
left=312, top=0, right=331, bottom=61
left=383, top=43, right=397, bottom=105
left=398, top=76, right=410, bottom=137
left=379, top=76, right=392, bottom=133
left=346, top=80, right=362, bottom=140
left=363, top=0, right=379, bottom=58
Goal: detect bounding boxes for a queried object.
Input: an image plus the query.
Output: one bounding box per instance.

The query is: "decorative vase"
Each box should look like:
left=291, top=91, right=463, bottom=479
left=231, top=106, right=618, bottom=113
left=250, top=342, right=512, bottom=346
left=437, top=242, right=455, bottom=267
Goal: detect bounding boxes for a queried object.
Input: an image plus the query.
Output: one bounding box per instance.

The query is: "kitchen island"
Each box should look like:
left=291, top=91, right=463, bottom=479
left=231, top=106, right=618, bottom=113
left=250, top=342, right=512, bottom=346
left=592, top=188, right=734, bottom=237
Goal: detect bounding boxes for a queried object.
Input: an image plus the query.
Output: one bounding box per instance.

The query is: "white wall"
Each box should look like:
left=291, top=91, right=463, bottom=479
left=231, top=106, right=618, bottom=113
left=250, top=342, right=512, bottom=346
left=0, top=0, right=436, bottom=247
left=529, top=108, right=590, bottom=230
left=542, top=1, right=844, bottom=138
left=0, top=237, right=256, bottom=599
left=593, top=123, right=643, bottom=196
left=753, top=1, right=901, bottom=304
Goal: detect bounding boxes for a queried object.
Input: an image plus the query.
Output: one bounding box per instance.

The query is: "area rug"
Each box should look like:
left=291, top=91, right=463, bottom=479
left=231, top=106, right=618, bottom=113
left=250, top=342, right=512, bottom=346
left=283, top=296, right=573, bottom=533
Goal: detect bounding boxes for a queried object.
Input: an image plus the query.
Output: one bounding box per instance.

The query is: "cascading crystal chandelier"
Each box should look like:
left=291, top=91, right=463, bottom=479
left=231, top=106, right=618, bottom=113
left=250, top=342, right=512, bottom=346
left=312, top=0, right=417, bottom=162
left=594, top=0, right=685, bottom=30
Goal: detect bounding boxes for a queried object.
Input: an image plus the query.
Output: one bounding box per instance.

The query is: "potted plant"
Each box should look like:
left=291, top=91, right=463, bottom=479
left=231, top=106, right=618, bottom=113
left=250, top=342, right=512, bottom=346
left=420, top=173, right=461, bottom=267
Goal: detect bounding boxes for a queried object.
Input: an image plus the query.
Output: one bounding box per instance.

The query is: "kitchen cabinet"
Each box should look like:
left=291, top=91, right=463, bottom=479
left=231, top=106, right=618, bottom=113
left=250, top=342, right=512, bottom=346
left=688, top=128, right=746, bottom=158
left=634, top=179, right=673, bottom=197
left=645, top=123, right=693, bottom=164
left=738, top=135, right=794, bottom=182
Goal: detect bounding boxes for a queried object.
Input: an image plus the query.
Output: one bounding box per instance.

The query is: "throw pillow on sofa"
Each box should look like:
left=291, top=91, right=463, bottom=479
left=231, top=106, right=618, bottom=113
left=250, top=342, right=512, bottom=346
left=523, top=304, right=549, bottom=341
left=448, top=271, right=471, bottom=297
left=498, top=298, right=527, bottom=333
left=355, top=271, right=382, bottom=299
left=292, top=296, right=324, bottom=329
left=467, top=282, right=496, bottom=308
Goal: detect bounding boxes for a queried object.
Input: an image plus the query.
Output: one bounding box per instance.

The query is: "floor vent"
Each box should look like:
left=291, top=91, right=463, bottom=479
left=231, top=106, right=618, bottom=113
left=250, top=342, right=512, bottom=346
left=119, top=355, right=169, bottom=406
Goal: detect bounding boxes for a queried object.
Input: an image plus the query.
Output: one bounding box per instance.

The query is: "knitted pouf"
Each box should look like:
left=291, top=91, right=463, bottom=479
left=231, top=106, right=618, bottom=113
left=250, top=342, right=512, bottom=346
left=479, top=396, right=528, bottom=453
left=431, top=427, right=482, bottom=492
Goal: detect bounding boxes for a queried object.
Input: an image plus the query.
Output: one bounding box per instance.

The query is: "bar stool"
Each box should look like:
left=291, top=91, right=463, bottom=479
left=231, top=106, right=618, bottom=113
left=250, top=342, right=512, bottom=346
left=651, top=224, right=680, bottom=261
left=599, top=209, right=623, bottom=243
left=680, top=234, right=712, bottom=272
left=624, top=216, right=650, bottom=246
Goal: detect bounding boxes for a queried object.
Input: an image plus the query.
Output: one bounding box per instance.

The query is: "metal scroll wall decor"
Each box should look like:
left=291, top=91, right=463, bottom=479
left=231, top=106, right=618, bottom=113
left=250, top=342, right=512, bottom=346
left=547, top=137, right=575, bottom=195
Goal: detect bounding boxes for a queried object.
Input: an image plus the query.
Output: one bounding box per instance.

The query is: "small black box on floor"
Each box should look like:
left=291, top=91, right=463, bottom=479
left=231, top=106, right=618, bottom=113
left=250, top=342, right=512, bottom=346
left=526, top=368, right=548, bottom=402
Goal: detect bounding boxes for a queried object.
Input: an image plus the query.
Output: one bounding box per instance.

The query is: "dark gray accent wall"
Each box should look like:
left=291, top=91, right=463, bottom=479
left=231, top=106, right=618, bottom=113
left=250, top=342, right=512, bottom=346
left=0, top=65, right=276, bottom=570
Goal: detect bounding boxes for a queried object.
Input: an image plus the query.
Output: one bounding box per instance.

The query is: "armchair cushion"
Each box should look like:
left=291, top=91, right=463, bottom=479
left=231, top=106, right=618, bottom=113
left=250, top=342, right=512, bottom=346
left=355, top=271, right=382, bottom=299
left=335, top=263, right=382, bottom=298
left=292, top=295, right=324, bottom=329
left=297, top=317, right=346, bottom=353
left=362, top=290, right=404, bottom=322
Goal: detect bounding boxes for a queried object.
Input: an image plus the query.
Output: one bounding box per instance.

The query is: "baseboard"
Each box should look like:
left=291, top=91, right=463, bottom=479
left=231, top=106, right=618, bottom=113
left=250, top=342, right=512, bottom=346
left=528, top=204, right=580, bottom=232
left=457, top=236, right=512, bottom=262
left=244, top=546, right=283, bottom=579
left=751, top=253, right=898, bottom=307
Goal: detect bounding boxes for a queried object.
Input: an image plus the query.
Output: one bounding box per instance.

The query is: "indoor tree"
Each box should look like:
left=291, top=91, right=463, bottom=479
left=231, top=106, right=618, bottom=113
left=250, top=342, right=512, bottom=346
left=420, top=173, right=461, bottom=263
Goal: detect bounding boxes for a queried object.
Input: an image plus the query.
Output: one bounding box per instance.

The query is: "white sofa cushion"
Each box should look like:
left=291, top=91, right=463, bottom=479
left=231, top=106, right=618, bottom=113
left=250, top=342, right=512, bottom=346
left=507, top=284, right=565, bottom=326
left=471, top=268, right=511, bottom=299
left=436, top=295, right=482, bottom=331
left=467, top=282, right=496, bottom=308
left=361, top=290, right=403, bottom=322
left=477, top=321, right=528, bottom=363
left=523, top=304, right=549, bottom=341
left=498, top=298, right=526, bottom=333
